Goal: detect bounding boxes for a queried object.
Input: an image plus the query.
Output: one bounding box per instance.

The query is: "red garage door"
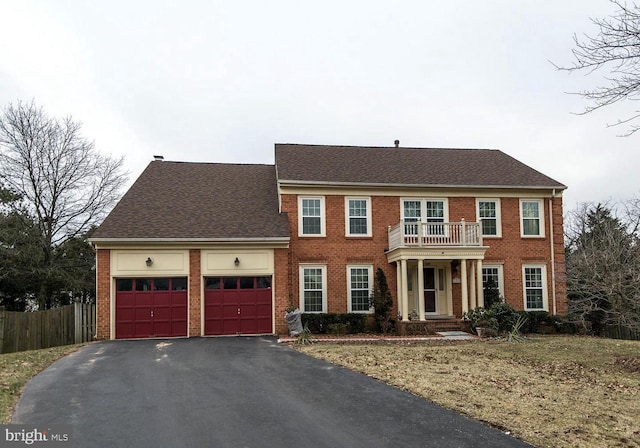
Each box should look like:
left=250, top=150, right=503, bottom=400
left=204, top=276, right=272, bottom=336
left=116, top=278, right=188, bottom=339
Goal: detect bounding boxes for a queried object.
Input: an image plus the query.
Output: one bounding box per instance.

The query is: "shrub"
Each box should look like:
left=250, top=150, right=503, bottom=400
left=489, top=302, right=520, bottom=333
left=464, top=302, right=520, bottom=335
left=524, top=311, right=550, bottom=333
left=300, top=313, right=366, bottom=334
left=463, top=307, right=498, bottom=333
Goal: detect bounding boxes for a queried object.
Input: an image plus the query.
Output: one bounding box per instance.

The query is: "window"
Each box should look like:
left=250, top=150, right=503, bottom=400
left=345, top=197, right=371, bottom=236
left=135, top=279, right=152, bottom=291
left=116, top=279, right=133, bottom=291
left=300, top=266, right=326, bottom=313
left=348, top=266, right=373, bottom=312
left=521, top=199, right=544, bottom=237
left=256, top=277, right=272, bottom=289
left=425, top=201, right=445, bottom=223
left=482, top=265, right=504, bottom=298
left=477, top=199, right=501, bottom=237
left=523, top=265, right=548, bottom=311
left=401, top=199, right=448, bottom=235
left=403, top=200, right=421, bottom=222
left=426, top=200, right=445, bottom=235
left=402, top=200, right=422, bottom=236
left=153, top=279, right=170, bottom=291
left=240, top=277, right=254, bottom=289
left=205, top=277, right=221, bottom=290
left=171, top=277, right=187, bottom=291
left=223, top=277, right=238, bottom=289
left=299, top=197, right=325, bottom=236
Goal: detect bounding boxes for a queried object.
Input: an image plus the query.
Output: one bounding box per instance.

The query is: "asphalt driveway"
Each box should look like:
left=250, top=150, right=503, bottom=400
left=13, top=337, right=530, bottom=447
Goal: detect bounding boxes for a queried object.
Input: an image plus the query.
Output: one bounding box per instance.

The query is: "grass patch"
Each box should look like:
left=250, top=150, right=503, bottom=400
left=296, top=336, right=640, bottom=448
left=0, top=345, right=84, bottom=423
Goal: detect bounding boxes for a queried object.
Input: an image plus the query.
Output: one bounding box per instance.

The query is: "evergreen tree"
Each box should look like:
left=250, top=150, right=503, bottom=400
left=370, top=268, right=393, bottom=334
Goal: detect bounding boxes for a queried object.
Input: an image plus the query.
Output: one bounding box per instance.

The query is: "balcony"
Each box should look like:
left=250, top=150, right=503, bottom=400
left=388, top=220, right=482, bottom=251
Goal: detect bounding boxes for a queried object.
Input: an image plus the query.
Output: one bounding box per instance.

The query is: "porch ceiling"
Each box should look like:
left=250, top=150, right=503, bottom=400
left=385, top=245, right=489, bottom=263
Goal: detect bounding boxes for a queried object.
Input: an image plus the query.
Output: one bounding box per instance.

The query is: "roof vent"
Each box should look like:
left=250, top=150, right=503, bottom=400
left=394, top=140, right=400, bottom=148
left=153, top=155, right=164, bottom=161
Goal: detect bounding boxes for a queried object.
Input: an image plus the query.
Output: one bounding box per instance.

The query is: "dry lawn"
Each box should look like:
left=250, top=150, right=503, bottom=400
left=296, top=336, right=640, bottom=448
left=0, top=345, right=83, bottom=423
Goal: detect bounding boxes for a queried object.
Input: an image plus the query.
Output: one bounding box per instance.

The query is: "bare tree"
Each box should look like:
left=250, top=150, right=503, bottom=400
left=555, top=0, right=640, bottom=135
left=565, top=201, right=640, bottom=333
left=0, top=100, right=127, bottom=308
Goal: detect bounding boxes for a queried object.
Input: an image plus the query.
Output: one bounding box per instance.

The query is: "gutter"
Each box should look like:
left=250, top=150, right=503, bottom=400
left=89, top=237, right=291, bottom=250
left=89, top=237, right=290, bottom=243
left=277, top=179, right=568, bottom=191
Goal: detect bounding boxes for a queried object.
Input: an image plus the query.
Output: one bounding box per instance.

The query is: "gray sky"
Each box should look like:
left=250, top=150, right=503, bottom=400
left=0, top=0, right=637, bottom=211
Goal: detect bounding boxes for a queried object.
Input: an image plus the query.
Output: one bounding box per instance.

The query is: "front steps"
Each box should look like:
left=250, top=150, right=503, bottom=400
left=396, top=318, right=470, bottom=336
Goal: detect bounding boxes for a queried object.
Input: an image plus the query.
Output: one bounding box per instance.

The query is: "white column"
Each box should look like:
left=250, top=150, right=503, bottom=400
left=396, top=261, right=402, bottom=318
left=400, top=259, right=409, bottom=320
left=417, top=259, right=425, bottom=320
left=469, top=260, right=477, bottom=309
left=476, top=259, right=484, bottom=308
left=461, top=259, right=468, bottom=314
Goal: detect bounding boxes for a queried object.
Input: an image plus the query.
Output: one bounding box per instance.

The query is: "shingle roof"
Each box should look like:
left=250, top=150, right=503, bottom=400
left=91, top=161, right=290, bottom=240
left=275, top=144, right=566, bottom=189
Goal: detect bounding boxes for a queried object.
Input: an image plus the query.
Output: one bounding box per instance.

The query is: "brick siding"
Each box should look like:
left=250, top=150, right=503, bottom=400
left=189, top=249, right=202, bottom=337
left=279, top=192, right=567, bottom=324
left=96, top=249, right=111, bottom=340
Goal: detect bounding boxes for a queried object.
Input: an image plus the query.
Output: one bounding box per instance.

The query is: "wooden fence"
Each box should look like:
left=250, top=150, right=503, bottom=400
left=0, top=303, right=96, bottom=354
left=603, top=325, right=640, bottom=341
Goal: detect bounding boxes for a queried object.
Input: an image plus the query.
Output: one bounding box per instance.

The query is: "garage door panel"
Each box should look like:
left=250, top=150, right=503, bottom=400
left=204, top=276, right=273, bottom=336
left=116, top=278, right=187, bottom=339
left=153, top=293, right=171, bottom=306
left=152, top=322, right=171, bottom=337
left=172, top=306, right=188, bottom=320
left=153, top=306, right=171, bottom=320
left=116, top=323, right=135, bottom=339
left=134, top=307, right=152, bottom=321
left=135, top=322, right=153, bottom=337
left=134, top=294, right=153, bottom=307
left=205, top=319, right=223, bottom=335
left=239, top=317, right=271, bottom=334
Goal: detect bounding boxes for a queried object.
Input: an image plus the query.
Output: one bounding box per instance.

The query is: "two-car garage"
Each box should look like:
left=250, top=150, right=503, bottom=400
left=91, top=161, right=291, bottom=341
left=110, top=249, right=277, bottom=340
left=114, top=275, right=273, bottom=339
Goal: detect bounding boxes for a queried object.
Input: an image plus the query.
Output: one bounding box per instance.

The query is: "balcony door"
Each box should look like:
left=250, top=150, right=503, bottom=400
left=423, top=267, right=437, bottom=313
left=402, top=199, right=448, bottom=237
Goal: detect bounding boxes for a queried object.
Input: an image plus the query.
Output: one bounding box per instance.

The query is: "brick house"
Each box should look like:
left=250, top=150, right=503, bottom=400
left=90, top=144, right=567, bottom=339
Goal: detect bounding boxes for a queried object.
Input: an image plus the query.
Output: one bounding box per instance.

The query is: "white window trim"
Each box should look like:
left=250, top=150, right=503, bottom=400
left=400, top=198, right=449, bottom=223
left=299, top=265, right=327, bottom=313
left=345, top=197, right=372, bottom=237
left=347, top=265, right=373, bottom=313
left=520, top=199, right=545, bottom=238
left=298, top=196, right=326, bottom=237
left=482, top=264, right=504, bottom=298
left=476, top=198, right=502, bottom=238
left=522, top=264, right=548, bottom=311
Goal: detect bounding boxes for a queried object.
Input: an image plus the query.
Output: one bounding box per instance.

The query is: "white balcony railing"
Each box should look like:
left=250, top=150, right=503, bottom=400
left=388, top=220, right=482, bottom=251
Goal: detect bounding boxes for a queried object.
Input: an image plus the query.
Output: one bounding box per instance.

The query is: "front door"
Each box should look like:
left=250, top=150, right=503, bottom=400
left=423, top=267, right=437, bottom=313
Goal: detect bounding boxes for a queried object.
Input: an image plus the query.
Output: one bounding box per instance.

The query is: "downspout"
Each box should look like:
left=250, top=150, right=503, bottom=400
left=549, top=189, right=557, bottom=315
left=94, top=246, right=99, bottom=340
